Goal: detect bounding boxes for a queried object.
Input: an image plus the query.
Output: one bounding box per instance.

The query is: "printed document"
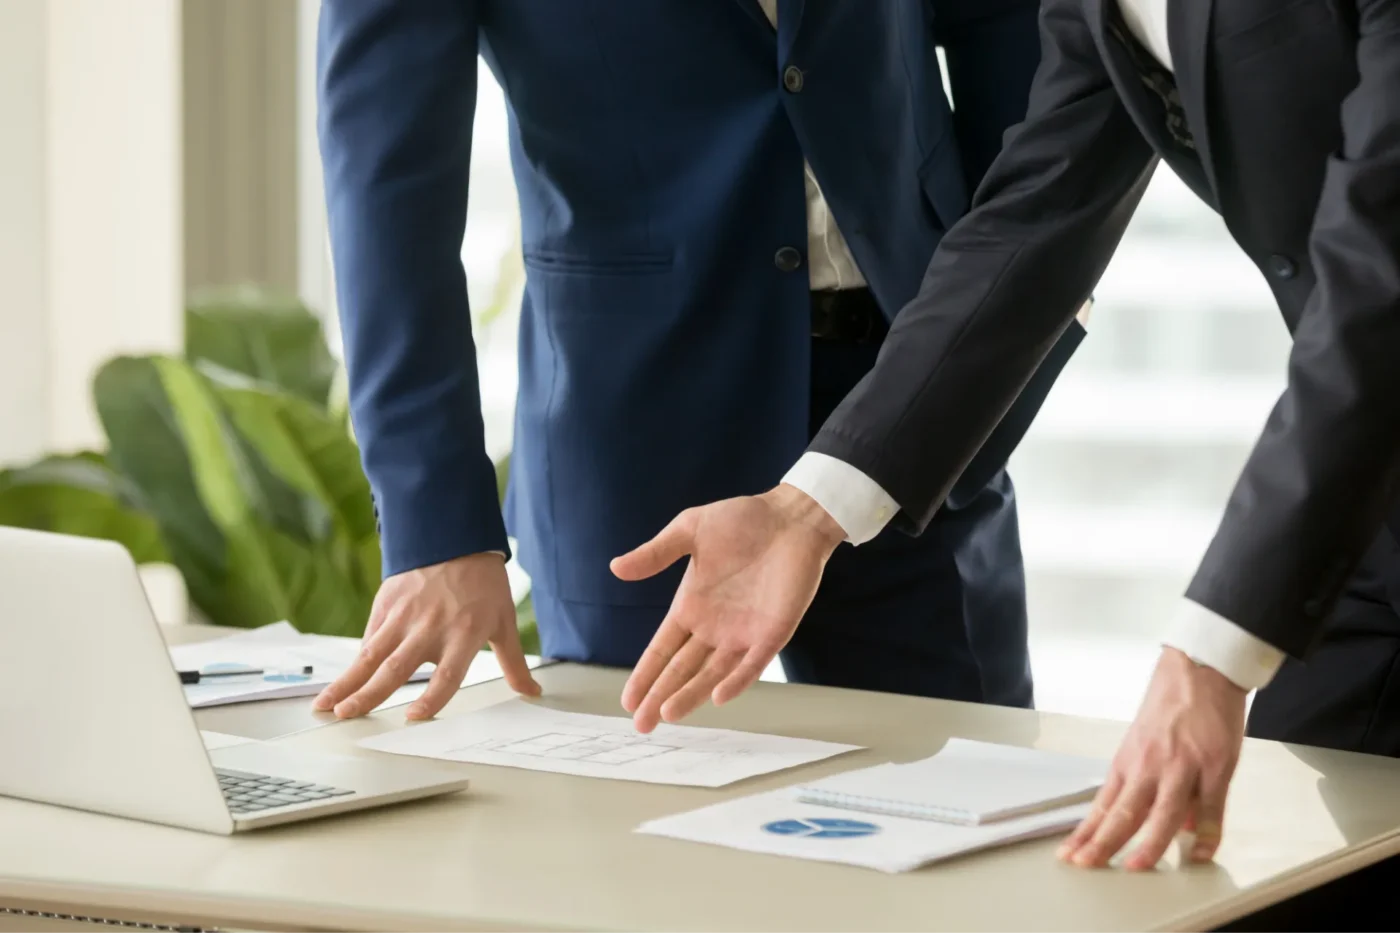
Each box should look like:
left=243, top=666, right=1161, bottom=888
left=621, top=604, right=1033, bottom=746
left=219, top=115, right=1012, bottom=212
left=357, top=699, right=862, bottom=787
left=636, top=787, right=1092, bottom=873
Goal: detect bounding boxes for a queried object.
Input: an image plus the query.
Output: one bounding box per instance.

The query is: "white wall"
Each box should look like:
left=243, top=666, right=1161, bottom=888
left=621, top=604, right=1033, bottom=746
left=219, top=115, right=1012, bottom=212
left=0, top=0, right=183, bottom=463
left=0, top=0, right=51, bottom=464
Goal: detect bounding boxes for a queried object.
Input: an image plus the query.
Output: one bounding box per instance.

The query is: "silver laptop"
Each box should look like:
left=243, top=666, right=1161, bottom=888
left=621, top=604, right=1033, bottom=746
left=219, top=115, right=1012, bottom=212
left=0, top=526, right=470, bottom=834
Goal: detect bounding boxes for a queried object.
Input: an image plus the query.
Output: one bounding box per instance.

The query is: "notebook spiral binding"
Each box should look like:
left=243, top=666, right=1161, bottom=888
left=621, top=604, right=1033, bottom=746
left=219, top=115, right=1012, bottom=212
left=794, top=790, right=977, bottom=824
left=0, top=906, right=210, bottom=931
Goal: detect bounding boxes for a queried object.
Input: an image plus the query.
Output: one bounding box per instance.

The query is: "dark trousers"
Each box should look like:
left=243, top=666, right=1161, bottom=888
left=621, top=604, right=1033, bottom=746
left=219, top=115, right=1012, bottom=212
left=532, top=335, right=1035, bottom=708
left=778, top=335, right=1033, bottom=707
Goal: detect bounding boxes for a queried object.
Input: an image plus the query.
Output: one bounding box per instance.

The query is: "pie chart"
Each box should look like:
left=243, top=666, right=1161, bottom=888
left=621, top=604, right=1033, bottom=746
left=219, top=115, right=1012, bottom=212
left=762, top=817, right=880, bottom=839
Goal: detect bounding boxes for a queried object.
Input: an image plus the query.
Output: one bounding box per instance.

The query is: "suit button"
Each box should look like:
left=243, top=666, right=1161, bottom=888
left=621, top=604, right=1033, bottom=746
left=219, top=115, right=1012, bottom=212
left=774, top=246, right=803, bottom=272
left=783, top=65, right=804, bottom=93
left=1268, top=254, right=1298, bottom=280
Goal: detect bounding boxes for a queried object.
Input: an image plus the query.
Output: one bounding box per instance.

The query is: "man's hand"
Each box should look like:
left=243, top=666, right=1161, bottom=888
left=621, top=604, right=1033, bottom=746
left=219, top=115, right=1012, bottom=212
left=1058, top=647, right=1247, bottom=870
left=611, top=485, right=845, bottom=732
left=312, top=552, right=541, bottom=721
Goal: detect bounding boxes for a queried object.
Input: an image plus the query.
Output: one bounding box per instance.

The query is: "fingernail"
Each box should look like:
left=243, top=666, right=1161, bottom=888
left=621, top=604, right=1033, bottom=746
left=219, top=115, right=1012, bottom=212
left=1072, top=851, right=1097, bottom=868
left=1190, top=844, right=1215, bottom=862
left=1055, top=844, right=1072, bottom=860
left=406, top=704, right=426, bottom=720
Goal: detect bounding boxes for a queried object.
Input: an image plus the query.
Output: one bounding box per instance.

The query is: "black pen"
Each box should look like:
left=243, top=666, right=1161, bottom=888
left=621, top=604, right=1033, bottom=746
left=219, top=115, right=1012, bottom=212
left=179, top=664, right=314, bottom=685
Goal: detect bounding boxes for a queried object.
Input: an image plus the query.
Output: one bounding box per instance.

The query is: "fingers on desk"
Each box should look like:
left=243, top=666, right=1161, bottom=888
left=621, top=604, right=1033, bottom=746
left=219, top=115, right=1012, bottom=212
left=1074, top=779, right=1158, bottom=868
left=1061, top=763, right=1232, bottom=871
left=407, top=637, right=478, bottom=720
left=1125, top=768, right=1195, bottom=870
left=1187, top=769, right=1231, bottom=863
left=336, top=623, right=432, bottom=718
left=314, top=614, right=406, bottom=712
left=1059, top=770, right=1125, bottom=866
left=487, top=619, right=542, bottom=699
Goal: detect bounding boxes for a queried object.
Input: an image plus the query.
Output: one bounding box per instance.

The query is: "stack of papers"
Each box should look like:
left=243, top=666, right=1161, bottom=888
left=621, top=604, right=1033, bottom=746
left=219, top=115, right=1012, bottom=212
left=636, top=740, right=1108, bottom=873
left=169, top=622, right=543, bottom=710
left=358, top=699, right=863, bottom=787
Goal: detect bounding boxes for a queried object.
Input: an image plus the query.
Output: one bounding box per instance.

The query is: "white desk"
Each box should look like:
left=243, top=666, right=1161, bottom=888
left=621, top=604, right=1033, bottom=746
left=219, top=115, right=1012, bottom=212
left=2, top=628, right=1400, bottom=931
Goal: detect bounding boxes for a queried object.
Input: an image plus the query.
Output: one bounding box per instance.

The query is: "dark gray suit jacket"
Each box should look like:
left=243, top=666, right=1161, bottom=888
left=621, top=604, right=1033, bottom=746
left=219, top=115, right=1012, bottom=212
left=810, top=0, right=1400, bottom=659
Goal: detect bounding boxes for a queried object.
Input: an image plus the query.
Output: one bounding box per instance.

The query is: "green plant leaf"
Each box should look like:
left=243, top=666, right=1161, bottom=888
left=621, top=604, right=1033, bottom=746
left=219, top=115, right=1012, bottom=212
left=514, top=591, right=541, bottom=656
left=94, top=356, right=229, bottom=621
left=328, top=361, right=353, bottom=440
left=494, top=453, right=510, bottom=505
left=474, top=228, right=525, bottom=330
left=94, top=355, right=362, bottom=632
left=214, top=382, right=379, bottom=592
left=185, top=286, right=337, bottom=406
left=222, top=520, right=373, bottom=636
left=0, top=454, right=168, bottom=564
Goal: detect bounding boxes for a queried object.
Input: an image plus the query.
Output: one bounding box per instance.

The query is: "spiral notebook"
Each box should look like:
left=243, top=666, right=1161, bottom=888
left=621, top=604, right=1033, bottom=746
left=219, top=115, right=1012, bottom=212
left=793, top=739, right=1107, bottom=826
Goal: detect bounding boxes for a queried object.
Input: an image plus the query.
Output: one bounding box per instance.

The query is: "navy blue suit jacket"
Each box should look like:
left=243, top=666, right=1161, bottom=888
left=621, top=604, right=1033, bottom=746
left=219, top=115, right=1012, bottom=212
left=318, top=0, right=1076, bottom=612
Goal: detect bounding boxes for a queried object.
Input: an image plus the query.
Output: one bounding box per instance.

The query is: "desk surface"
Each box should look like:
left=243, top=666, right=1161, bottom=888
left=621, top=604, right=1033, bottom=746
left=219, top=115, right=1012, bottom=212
left=3, top=629, right=1400, bottom=932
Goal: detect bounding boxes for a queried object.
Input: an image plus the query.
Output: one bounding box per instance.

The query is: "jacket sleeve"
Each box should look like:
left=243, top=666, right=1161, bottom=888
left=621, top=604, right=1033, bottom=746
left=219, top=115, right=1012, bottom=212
left=317, top=0, right=506, bottom=577
left=809, top=0, right=1156, bottom=525
left=931, top=0, right=1088, bottom=502
left=1185, top=0, right=1400, bottom=657
left=931, top=0, right=1043, bottom=186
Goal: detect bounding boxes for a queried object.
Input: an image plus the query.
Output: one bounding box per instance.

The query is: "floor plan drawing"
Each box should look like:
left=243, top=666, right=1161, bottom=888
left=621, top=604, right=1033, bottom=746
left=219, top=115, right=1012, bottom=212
left=458, top=731, right=683, bottom=765
left=358, top=698, right=863, bottom=787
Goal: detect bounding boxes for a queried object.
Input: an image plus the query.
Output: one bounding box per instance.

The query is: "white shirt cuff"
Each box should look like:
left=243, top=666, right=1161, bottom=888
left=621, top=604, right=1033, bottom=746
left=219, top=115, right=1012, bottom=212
left=1162, top=598, right=1286, bottom=692
left=781, top=452, right=898, bottom=546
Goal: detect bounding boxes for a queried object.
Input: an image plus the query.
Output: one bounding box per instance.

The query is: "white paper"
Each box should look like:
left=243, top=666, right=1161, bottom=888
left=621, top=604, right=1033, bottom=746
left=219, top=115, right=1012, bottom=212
left=170, top=622, right=543, bottom=710
left=357, top=699, right=862, bottom=787
left=199, top=730, right=256, bottom=750
left=636, top=788, right=1092, bottom=873
left=793, top=739, right=1107, bottom=824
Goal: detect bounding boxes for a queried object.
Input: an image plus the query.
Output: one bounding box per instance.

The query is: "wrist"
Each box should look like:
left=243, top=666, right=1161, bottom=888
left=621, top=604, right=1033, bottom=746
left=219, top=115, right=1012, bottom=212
left=766, top=484, right=846, bottom=551
left=1161, top=646, right=1248, bottom=699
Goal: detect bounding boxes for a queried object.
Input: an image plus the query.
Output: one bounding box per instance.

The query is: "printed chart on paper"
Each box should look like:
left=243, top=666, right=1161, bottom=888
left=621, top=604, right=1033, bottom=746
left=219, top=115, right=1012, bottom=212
left=357, top=698, right=861, bottom=787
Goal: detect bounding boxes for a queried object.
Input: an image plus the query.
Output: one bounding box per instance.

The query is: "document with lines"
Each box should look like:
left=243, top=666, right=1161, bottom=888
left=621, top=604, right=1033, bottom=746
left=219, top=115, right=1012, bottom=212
left=357, top=699, right=862, bottom=787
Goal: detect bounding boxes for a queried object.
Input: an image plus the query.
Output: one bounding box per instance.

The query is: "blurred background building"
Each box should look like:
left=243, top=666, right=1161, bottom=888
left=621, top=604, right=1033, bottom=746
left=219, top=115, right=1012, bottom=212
left=0, top=0, right=1290, bottom=721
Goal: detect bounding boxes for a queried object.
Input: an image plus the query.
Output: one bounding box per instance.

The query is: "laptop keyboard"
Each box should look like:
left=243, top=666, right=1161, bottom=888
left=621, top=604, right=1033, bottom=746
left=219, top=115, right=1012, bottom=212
left=216, top=768, right=355, bottom=815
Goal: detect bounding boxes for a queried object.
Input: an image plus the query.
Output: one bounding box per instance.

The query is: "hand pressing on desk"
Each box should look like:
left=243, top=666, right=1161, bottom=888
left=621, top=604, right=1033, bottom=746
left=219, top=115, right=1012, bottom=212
left=611, top=485, right=845, bottom=733
left=312, top=552, right=541, bottom=721
left=1057, top=646, right=1248, bottom=871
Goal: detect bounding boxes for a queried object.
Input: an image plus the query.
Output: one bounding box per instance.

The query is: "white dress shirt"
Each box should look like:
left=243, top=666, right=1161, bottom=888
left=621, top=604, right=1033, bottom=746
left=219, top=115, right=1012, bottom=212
left=782, top=0, right=1287, bottom=693
left=757, top=0, right=865, bottom=290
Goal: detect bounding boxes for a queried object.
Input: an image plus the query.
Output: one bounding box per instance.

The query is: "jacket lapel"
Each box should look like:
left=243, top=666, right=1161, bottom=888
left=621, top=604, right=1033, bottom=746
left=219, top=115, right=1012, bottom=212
left=777, top=0, right=806, bottom=61
left=732, top=0, right=775, bottom=34
left=1167, top=0, right=1222, bottom=196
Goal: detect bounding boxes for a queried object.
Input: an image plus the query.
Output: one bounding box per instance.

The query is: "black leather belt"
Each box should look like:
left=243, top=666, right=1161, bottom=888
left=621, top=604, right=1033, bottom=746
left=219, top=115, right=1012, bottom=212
left=810, top=288, right=889, bottom=345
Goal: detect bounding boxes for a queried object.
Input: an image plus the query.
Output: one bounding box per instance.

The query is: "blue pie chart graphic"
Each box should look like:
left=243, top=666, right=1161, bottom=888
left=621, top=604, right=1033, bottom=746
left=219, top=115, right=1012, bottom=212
left=762, top=817, right=880, bottom=839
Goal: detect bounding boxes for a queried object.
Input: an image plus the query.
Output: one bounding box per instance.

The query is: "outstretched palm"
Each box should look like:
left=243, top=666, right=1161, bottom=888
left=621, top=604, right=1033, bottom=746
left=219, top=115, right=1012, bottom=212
left=612, top=487, right=845, bottom=732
